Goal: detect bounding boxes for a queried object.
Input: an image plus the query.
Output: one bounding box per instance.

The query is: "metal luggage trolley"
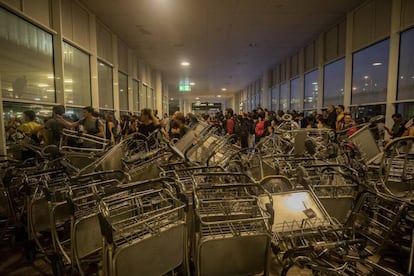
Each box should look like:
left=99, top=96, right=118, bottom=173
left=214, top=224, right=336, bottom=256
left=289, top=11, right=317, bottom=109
left=295, top=164, right=362, bottom=223
left=347, top=190, right=414, bottom=275
left=258, top=188, right=366, bottom=275
left=45, top=171, right=124, bottom=275
left=192, top=172, right=273, bottom=276
left=378, top=136, right=414, bottom=198
left=98, top=178, right=188, bottom=276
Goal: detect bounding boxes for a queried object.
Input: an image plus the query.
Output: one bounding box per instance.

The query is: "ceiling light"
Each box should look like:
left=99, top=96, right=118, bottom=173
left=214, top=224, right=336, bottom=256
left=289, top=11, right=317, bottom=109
left=400, top=76, right=404, bottom=79
left=68, top=100, right=74, bottom=104
left=217, top=95, right=222, bottom=98
left=190, top=82, right=196, bottom=86
left=364, top=76, right=369, bottom=79
left=311, top=82, right=317, bottom=85
left=34, top=98, right=40, bottom=101
left=43, top=95, right=48, bottom=99
left=7, top=88, right=13, bottom=92
left=195, top=97, right=200, bottom=100
left=46, top=89, right=55, bottom=92
left=47, top=75, right=54, bottom=79
left=99, top=63, right=105, bottom=66
left=65, top=89, right=73, bottom=92
left=38, top=84, right=49, bottom=87
left=372, top=62, right=382, bottom=66
left=120, top=89, right=124, bottom=92
left=64, top=79, right=73, bottom=83
left=221, top=88, right=227, bottom=91
left=181, top=61, right=190, bottom=66
left=170, top=97, right=174, bottom=101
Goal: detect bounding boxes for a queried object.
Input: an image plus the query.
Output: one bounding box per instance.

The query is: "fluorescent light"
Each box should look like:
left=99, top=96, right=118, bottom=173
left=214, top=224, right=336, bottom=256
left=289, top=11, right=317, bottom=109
left=7, top=88, right=13, bottom=92
left=352, top=87, right=357, bottom=91
left=364, top=76, right=369, bottom=79
left=64, top=79, right=73, bottom=83
left=68, top=100, right=74, bottom=104
left=99, top=63, right=105, bottom=66
left=217, top=95, right=222, bottom=98
left=181, top=61, right=190, bottom=66
left=400, top=76, right=404, bottom=79
left=38, top=84, right=49, bottom=87
left=43, top=96, right=48, bottom=99
left=47, top=75, right=54, bottom=79
left=195, top=97, right=200, bottom=100
left=34, top=98, right=40, bottom=101
left=65, top=89, right=73, bottom=92
left=190, top=82, right=196, bottom=86
left=120, top=89, right=124, bottom=92
left=221, top=88, right=227, bottom=91
left=170, top=98, right=174, bottom=100
left=372, top=62, right=382, bottom=66
left=311, top=82, right=317, bottom=85
left=46, top=89, right=55, bottom=92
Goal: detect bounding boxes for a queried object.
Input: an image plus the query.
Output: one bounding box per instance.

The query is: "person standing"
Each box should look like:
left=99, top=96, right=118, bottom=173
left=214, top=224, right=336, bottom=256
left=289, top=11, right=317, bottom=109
left=138, top=108, right=160, bottom=137
left=326, top=105, right=337, bottom=130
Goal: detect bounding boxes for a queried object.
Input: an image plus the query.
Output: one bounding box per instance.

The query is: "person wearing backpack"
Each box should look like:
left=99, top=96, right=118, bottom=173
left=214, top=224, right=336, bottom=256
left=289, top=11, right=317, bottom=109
left=235, top=113, right=249, bottom=148
left=255, top=113, right=266, bottom=144
left=79, top=106, right=104, bottom=138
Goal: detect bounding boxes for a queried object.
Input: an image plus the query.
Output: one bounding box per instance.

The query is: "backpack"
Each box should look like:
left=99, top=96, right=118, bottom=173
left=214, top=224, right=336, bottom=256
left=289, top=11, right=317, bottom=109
left=255, top=121, right=265, bottom=137
left=226, top=118, right=235, bottom=134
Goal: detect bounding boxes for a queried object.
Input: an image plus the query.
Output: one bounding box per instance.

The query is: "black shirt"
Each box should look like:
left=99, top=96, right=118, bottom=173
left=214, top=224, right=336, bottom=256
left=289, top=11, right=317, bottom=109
left=138, top=123, right=159, bottom=137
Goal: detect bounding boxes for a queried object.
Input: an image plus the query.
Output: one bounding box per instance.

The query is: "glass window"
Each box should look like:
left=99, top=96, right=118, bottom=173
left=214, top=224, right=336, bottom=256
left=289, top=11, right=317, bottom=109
left=323, top=59, right=344, bottom=107
left=352, top=104, right=386, bottom=120
left=63, top=42, right=91, bottom=106
left=304, top=70, right=318, bottom=110
left=279, top=83, right=288, bottom=111
left=398, top=28, right=414, bottom=101
left=290, top=77, right=301, bottom=111
left=98, top=61, right=113, bottom=110
left=0, top=7, right=55, bottom=102
left=118, top=72, right=128, bottom=111
left=396, top=102, right=414, bottom=121
left=140, top=83, right=147, bottom=109
left=352, top=39, right=389, bottom=104
left=271, top=86, right=279, bottom=111
left=133, top=80, right=139, bottom=112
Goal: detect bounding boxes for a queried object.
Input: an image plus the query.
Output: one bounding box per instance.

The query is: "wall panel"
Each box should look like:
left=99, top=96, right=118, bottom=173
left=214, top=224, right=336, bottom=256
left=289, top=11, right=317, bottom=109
left=61, top=0, right=72, bottom=39
left=72, top=1, right=89, bottom=49
left=118, top=39, right=128, bottom=73
left=96, top=21, right=112, bottom=62
left=23, top=0, right=50, bottom=27
left=402, top=0, right=414, bottom=28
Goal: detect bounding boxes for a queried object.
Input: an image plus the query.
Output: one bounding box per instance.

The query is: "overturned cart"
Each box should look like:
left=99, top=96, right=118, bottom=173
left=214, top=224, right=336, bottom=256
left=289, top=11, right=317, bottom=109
left=258, top=186, right=366, bottom=275
left=192, top=172, right=273, bottom=276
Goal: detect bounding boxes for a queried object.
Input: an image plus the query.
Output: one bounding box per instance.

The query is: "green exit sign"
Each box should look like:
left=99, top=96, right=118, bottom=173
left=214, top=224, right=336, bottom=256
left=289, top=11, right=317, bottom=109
left=179, top=79, right=191, bottom=92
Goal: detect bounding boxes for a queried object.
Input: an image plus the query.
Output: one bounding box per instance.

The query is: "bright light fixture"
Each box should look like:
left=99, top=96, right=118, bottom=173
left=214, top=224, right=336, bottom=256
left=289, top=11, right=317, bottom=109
left=221, top=88, right=227, bottom=91
left=364, top=76, right=369, bottom=79
left=64, top=79, right=73, bottom=83
left=34, top=98, right=41, bottom=101
left=311, top=82, right=317, bottom=85
left=65, top=89, right=73, bottom=92
left=38, top=84, right=49, bottom=87
left=170, top=97, right=174, bottom=101
left=46, top=89, right=55, bottom=92
left=195, top=97, right=200, bottom=100
left=372, top=62, right=382, bottom=66
left=190, top=82, right=196, bottom=86
left=217, top=95, right=222, bottom=98
left=47, top=76, right=54, bottom=79
left=181, top=61, right=190, bottom=66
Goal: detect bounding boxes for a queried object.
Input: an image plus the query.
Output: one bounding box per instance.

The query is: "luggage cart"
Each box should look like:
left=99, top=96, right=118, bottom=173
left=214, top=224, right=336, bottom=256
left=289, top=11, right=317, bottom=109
left=258, top=189, right=366, bottom=275
left=347, top=190, right=414, bottom=275
left=379, top=136, right=414, bottom=198
left=98, top=181, right=188, bottom=276
left=192, top=172, right=273, bottom=276
left=295, top=164, right=362, bottom=223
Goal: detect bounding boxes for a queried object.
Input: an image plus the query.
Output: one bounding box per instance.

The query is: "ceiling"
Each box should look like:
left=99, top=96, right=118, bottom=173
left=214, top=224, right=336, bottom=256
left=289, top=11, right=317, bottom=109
left=81, top=0, right=364, bottom=102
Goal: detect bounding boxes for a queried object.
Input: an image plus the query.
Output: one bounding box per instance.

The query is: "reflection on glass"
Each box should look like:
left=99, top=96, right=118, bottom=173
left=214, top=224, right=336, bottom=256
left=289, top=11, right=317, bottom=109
left=98, top=61, right=113, bottom=109
left=133, top=80, right=139, bottom=112
left=0, top=7, right=55, bottom=102
left=63, top=42, right=91, bottom=106
left=304, top=70, right=318, bottom=109
left=353, top=104, right=386, bottom=120
left=398, top=28, right=414, bottom=101
left=279, top=83, right=288, bottom=111
left=118, top=72, right=128, bottom=111
left=140, top=84, right=147, bottom=109
left=352, top=39, right=389, bottom=104
left=271, top=86, right=279, bottom=111
left=290, top=78, right=301, bottom=111
left=396, top=102, right=414, bottom=121
left=323, top=59, right=344, bottom=107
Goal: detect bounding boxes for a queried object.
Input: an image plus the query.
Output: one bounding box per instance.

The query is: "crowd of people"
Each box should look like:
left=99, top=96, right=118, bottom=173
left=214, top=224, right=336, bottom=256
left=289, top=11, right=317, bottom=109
left=4, top=104, right=414, bottom=159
